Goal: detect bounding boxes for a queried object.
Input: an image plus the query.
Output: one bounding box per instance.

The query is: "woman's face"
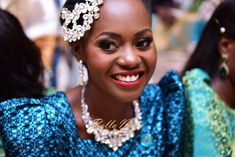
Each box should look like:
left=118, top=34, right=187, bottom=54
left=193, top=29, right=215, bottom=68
left=76, top=0, right=157, bottom=102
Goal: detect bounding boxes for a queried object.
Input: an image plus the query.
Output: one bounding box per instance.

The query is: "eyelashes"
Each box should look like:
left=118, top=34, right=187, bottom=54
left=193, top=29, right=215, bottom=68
left=98, top=39, right=119, bottom=52
left=135, top=37, right=153, bottom=50
left=97, top=37, right=153, bottom=53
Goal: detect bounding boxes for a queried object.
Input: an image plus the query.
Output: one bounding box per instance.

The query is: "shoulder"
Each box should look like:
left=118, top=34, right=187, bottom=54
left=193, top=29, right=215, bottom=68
left=141, top=70, right=184, bottom=103
left=0, top=92, right=75, bottom=156
left=141, top=70, right=184, bottom=156
left=0, top=91, right=68, bottom=111
left=182, top=68, right=210, bottom=86
left=141, top=70, right=185, bottom=127
left=0, top=92, right=71, bottom=124
left=182, top=68, right=212, bottom=99
left=0, top=92, right=71, bottom=127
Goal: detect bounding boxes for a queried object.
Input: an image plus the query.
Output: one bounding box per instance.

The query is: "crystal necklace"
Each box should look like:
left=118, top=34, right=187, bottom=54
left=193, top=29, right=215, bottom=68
left=80, top=86, right=142, bottom=151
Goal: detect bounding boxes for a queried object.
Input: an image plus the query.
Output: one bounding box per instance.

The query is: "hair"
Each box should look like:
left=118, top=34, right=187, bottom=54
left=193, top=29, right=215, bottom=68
left=152, top=0, right=173, bottom=7
left=182, top=0, right=235, bottom=78
left=0, top=9, right=44, bottom=102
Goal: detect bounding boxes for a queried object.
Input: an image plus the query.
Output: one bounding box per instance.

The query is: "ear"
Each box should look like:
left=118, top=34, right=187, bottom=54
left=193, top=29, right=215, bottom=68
left=71, top=41, right=82, bottom=61
left=218, top=37, right=233, bottom=56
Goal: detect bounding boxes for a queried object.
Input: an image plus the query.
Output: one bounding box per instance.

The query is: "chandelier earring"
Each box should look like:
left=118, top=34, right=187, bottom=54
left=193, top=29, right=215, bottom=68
left=79, top=60, right=87, bottom=85
left=219, top=53, right=229, bottom=79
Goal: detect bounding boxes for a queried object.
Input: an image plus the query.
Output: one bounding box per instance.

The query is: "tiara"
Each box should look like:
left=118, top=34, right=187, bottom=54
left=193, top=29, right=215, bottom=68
left=61, top=0, right=104, bottom=42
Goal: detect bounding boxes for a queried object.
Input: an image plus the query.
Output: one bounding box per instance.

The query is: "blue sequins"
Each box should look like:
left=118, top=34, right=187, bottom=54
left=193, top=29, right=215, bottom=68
left=0, top=70, right=184, bottom=156
left=140, top=134, right=153, bottom=147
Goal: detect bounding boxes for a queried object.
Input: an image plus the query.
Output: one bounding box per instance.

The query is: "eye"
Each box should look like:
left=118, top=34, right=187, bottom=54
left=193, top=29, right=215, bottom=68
left=98, top=39, right=119, bottom=52
left=135, top=37, right=153, bottom=50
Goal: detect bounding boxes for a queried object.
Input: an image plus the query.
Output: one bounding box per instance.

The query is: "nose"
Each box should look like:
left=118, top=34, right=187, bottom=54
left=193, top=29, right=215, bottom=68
left=117, top=46, right=141, bottom=69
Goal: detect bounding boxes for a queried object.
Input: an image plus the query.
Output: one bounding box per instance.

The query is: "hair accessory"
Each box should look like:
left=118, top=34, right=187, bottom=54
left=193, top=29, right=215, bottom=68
left=215, top=18, right=226, bottom=34
left=219, top=53, right=229, bottom=78
left=61, top=0, right=103, bottom=42
left=220, top=27, right=226, bottom=34
left=81, top=86, right=142, bottom=151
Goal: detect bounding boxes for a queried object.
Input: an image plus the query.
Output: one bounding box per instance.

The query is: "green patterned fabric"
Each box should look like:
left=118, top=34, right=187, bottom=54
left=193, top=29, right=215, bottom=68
left=182, top=68, right=235, bottom=157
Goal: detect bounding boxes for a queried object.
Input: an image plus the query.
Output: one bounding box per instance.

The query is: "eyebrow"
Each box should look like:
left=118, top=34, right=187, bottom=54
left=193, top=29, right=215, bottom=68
left=96, top=28, right=152, bottom=38
left=135, top=28, right=152, bottom=37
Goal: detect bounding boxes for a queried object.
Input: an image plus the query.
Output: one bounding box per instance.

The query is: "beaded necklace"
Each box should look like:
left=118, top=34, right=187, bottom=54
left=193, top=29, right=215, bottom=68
left=80, top=86, right=142, bottom=151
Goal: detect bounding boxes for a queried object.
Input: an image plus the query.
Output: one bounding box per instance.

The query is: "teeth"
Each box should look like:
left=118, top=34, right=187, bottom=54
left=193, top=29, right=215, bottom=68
left=115, top=74, right=139, bottom=82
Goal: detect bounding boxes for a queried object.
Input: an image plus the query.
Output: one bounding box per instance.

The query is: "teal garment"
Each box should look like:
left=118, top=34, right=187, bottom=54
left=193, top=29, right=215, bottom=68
left=183, top=68, right=235, bottom=157
left=0, top=87, right=56, bottom=157
left=0, top=71, right=184, bottom=157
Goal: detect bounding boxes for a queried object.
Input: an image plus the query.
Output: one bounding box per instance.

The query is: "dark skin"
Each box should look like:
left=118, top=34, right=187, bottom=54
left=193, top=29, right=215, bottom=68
left=66, top=0, right=157, bottom=139
left=212, top=37, right=235, bottom=109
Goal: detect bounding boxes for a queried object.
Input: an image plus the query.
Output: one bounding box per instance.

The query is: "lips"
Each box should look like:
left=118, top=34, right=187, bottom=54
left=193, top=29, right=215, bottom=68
left=115, top=74, right=139, bottom=82
left=111, top=71, right=144, bottom=87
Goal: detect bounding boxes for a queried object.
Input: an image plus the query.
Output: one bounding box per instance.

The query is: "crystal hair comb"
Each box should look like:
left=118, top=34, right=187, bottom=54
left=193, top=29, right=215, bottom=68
left=61, top=0, right=103, bottom=42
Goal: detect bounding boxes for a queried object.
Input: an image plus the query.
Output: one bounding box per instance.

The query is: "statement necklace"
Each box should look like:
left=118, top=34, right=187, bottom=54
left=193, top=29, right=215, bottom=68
left=80, top=86, right=142, bottom=151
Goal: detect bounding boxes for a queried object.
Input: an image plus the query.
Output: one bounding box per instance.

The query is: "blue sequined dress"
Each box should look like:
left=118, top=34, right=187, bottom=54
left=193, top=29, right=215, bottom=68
left=0, top=71, right=184, bottom=157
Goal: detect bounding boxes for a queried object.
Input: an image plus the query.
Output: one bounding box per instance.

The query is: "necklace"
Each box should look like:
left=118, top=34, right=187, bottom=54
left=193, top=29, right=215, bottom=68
left=80, top=86, right=142, bottom=151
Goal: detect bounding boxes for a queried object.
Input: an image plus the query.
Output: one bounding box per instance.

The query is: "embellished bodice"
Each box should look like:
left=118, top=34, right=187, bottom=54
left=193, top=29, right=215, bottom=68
left=0, top=70, right=184, bottom=157
left=183, top=68, right=235, bottom=157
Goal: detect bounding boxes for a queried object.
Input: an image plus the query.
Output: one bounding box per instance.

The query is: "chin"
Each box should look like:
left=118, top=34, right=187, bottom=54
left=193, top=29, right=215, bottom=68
left=117, top=89, right=144, bottom=103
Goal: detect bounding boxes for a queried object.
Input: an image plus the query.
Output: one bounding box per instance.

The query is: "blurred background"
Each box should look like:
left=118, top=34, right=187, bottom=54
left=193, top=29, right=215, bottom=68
left=150, top=0, right=223, bottom=83
left=0, top=0, right=224, bottom=89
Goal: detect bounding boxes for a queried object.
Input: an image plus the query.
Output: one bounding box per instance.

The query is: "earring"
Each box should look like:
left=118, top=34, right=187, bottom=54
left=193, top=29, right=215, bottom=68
left=79, top=60, right=85, bottom=85
left=218, top=53, right=229, bottom=79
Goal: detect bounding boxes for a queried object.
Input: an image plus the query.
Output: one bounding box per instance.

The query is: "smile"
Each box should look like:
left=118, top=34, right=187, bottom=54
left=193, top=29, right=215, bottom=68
left=115, top=74, right=139, bottom=82
left=111, top=72, right=144, bottom=87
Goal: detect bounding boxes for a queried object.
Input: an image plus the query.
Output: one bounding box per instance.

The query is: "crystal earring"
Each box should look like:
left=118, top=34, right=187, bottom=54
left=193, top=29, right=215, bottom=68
left=219, top=53, right=229, bottom=79
left=79, top=60, right=85, bottom=85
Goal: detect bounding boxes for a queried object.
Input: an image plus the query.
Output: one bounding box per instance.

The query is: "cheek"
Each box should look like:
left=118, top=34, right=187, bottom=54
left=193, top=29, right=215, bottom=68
left=228, top=50, right=235, bottom=72
left=85, top=53, right=113, bottom=76
left=228, top=52, right=235, bottom=86
left=146, top=49, right=157, bottom=73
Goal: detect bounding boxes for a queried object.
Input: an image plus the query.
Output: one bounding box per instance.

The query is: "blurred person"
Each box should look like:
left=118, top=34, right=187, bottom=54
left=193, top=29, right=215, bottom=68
left=0, top=0, right=184, bottom=156
left=0, top=9, right=44, bottom=102
left=0, top=0, right=73, bottom=91
left=0, top=8, right=46, bottom=156
left=173, top=0, right=193, bottom=11
left=182, top=0, right=235, bottom=156
left=152, top=0, right=203, bottom=52
left=0, top=0, right=58, bottom=70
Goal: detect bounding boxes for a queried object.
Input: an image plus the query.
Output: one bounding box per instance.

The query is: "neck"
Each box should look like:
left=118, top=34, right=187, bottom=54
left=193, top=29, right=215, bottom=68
left=212, top=76, right=235, bottom=109
left=83, top=83, right=135, bottom=123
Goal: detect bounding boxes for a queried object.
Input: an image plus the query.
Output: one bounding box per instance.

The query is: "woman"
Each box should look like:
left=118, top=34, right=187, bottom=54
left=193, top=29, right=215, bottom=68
left=0, top=0, right=184, bottom=156
left=0, top=9, right=45, bottom=157
left=0, top=9, right=44, bottom=102
left=182, top=0, right=235, bottom=156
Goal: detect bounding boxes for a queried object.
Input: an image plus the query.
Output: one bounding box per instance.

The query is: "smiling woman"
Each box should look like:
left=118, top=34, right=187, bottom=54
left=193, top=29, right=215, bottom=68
left=0, top=0, right=184, bottom=156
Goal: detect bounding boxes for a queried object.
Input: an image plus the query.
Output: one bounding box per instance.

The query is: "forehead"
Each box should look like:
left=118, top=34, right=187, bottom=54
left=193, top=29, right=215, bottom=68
left=89, top=0, right=150, bottom=36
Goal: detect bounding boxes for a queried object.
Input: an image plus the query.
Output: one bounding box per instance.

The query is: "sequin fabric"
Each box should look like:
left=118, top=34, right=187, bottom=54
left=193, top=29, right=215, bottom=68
left=182, top=68, right=235, bottom=157
left=0, top=70, right=184, bottom=157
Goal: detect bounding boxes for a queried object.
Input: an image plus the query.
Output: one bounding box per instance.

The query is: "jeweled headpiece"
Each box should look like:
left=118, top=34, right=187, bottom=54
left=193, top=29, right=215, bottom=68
left=61, top=0, right=104, bottom=42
